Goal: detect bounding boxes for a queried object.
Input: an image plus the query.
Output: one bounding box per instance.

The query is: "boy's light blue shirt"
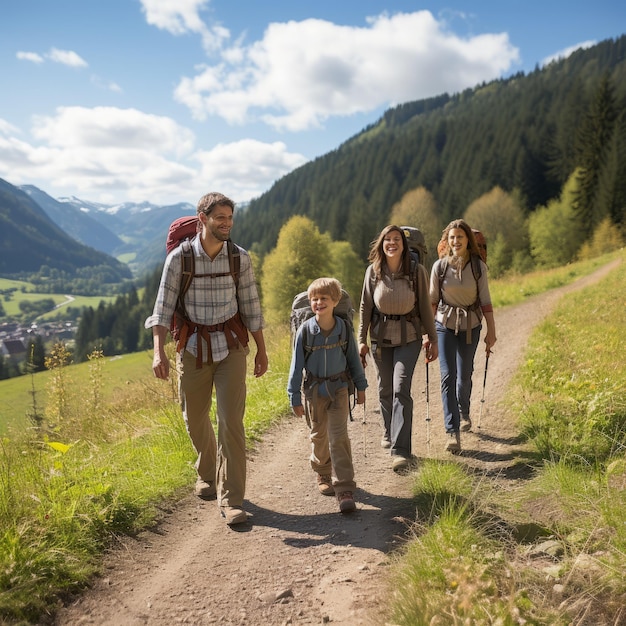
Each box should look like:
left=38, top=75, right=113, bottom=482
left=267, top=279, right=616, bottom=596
left=287, top=315, right=367, bottom=407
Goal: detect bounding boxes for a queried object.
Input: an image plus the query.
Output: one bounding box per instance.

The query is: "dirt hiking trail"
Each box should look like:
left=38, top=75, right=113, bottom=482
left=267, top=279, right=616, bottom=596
left=53, top=259, right=620, bottom=626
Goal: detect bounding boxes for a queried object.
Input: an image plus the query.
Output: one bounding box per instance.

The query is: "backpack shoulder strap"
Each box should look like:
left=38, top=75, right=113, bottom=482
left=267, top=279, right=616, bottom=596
left=470, top=253, right=482, bottom=306
left=178, top=240, right=195, bottom=318
left=338, top=316, right=350, bottom=355
left=437, top=257, right=448, bottom=285
left=410, top=257, right=419, bottom=295
left=302, top=321, right=312, bottom=363
left=227, top=239, right=241, bottom=289
left=470, top=253, right=482, bottom=282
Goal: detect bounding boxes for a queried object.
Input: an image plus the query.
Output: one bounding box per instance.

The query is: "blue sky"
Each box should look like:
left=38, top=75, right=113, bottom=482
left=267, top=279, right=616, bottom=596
left=1, top=1, right=624, bottom=207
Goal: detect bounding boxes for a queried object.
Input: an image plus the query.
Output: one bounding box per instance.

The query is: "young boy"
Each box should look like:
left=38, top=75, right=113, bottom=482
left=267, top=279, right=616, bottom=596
left=287, top=278, right=367, bottom=514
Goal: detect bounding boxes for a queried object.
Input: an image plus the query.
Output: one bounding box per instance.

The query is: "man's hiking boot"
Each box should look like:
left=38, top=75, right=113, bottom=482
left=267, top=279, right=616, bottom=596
left=380, top=435, right=391, bottom=449
left=445, top=430, right=461, bottom=454
left=337, top=491, right=356, bottom=514
left=195, top=478, right=217, bottom=499
left=460, top=416, right=472, bottom=432
left=220, top=506, right=248, bottom=525
left=317, top=474, right=334, bottom=496
left=391, top=455, right=410, bottom=474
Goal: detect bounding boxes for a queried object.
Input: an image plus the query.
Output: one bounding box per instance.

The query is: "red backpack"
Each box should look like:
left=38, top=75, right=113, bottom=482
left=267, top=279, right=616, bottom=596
left=166, top=216, right=199, bottom=254
left=165, top=216, right=241, bottom=340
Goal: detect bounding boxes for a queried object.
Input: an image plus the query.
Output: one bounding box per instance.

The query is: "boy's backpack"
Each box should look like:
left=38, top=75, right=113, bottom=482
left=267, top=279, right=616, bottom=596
left=165, top=216, right=241, bottom=338
left=400, top=226, right=428, bottom=265
left=289, top=288, right=355, bottom=348
left=289, top=289, right=357, bottom=419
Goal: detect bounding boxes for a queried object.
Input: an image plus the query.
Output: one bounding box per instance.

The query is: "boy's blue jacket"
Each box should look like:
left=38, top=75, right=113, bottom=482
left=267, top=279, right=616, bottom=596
left=287, top=316, right=368, bottom=407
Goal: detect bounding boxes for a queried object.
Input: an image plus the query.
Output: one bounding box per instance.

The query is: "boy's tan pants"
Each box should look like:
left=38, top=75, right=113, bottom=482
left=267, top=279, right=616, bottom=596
left=307, top=387, right=356, bottom=494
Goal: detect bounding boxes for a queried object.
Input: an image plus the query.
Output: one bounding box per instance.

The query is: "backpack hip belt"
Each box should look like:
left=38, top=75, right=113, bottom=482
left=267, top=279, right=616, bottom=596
left=372, top=310, right=417, bottom=353
left=440, top=299, right=481, bottom=344
left=381, top=313, right=410, bottom=321
left=176, top=311, right=248, bottom=368
left=302, top=370, right=350, bottom=423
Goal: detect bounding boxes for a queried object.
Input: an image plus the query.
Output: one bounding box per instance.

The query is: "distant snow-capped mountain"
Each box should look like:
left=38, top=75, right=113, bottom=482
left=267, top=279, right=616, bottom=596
left=29, top=188, right=197, bottom=275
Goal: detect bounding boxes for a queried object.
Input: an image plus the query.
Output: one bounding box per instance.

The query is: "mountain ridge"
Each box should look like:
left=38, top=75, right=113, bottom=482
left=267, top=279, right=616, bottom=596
left=0, top=178, right=132, bottom=283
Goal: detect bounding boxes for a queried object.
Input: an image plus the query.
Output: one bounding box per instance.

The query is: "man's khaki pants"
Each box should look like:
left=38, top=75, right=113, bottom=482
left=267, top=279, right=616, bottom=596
left=178, top=345, right=247, bottom=507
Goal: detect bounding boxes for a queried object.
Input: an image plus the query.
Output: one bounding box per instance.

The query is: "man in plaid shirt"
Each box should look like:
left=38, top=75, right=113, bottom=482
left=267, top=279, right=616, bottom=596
left=146, top=192, right=268, bottom=526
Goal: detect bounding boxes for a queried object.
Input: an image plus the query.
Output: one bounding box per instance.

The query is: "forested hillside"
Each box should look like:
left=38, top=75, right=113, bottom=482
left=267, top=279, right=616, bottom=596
left=234, top=36, right=626, bottom=259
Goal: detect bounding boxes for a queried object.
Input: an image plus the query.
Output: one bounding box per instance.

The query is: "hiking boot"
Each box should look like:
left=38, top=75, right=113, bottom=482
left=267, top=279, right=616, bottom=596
left=317, top=474, right=335, bottom=496
left=380, top=435, right=391, bottom=449
left=445, top=431, right=461, bottom=454
left=195, top=478, right=217, bottom=499
left=391, top=455, right=410, bottom=473
left=337, top=491, right=356, bottom=514
left=220, top=506, right=248, bottom=525
left=460, top=416, right=472, bottom=432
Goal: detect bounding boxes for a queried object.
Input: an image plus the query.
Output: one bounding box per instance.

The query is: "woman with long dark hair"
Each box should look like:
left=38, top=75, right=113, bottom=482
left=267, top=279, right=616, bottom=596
left=358, top=225, right=438, bottom=472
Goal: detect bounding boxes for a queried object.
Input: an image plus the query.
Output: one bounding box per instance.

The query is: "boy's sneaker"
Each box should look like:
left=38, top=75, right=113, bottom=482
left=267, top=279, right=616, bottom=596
left=445, top=431, right=461, bottom=454
left=337, top=491, right=356, bottom=514
left=317, top=474, right=335, bottom=496
left=195, top=478, right=217, bottom=499
left=380, top=435, right=391, bottom=448
left=460, top=416, right=472, bottom=432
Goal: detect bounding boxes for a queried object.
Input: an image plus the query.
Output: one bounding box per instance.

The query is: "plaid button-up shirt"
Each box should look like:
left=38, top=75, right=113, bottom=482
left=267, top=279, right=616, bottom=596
left=145, top=236, right=265, bottom=362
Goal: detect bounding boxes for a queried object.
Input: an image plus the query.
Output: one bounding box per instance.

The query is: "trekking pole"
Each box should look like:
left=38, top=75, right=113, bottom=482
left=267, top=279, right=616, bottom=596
left=425, top=361, right=431, bottom=455
left=362, top=397, right=367, bottom=458
left=477, top=353, right=490, bottom=429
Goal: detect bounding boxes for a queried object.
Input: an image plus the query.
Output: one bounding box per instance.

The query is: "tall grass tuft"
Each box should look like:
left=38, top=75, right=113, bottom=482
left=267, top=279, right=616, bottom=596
left=388, top=492, right=550, bottom=625
left=44, top=342, right=73, bottom=429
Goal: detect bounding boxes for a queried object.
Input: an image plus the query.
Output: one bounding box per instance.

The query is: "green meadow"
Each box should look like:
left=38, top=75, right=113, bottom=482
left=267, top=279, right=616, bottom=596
left=0, top=277, right=116, bottom=320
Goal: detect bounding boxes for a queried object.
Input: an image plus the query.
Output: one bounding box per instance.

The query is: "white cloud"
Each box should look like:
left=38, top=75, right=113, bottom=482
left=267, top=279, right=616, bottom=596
left=46, top=48, right=88, bottom=68
left=16, top=51, right=44, bottom=64
left=173, top=11, right=520, bottom=131
left=194, top=139, right=307, bottom=200
left=0, top=118, right=21, bottom=136
left=140, top=0, right=208, bottom=34
left=541, top=40, right=596, bottom=67
left=31, top=106, right=195, bottom=156
left=0, top=107, right=305, bottom=204
left=91, top=76, right=123, bottom=93
left=139, top=0, right=229, bottom=53
left=16, top=48, right=88, bottom=68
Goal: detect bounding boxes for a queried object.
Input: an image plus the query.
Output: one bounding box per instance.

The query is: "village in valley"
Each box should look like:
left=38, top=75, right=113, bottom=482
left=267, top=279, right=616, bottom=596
left=0, top=320, right=78, bottom=373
